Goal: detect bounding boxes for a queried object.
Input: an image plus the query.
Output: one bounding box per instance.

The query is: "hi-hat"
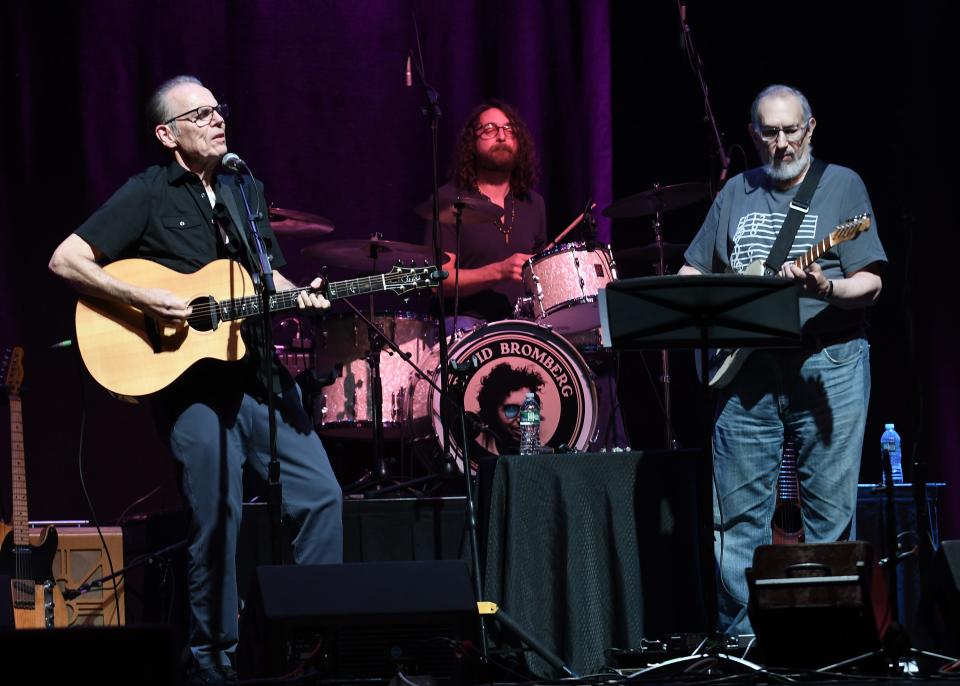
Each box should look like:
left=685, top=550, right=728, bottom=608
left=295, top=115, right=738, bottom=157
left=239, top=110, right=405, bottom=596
left=602, top=182, right=710, bottom=218
left=302, top=238, right=449, bottom=271
left=415, top=189, right=504, bottom=224
left=268, top=208, right=335, bottom=236
left=616, top=241, right=688, bottom=262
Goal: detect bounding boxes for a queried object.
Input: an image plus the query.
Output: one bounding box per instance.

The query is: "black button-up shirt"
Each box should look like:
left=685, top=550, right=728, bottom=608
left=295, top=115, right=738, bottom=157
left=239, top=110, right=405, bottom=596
left=75, top=160, right=291, bottom=399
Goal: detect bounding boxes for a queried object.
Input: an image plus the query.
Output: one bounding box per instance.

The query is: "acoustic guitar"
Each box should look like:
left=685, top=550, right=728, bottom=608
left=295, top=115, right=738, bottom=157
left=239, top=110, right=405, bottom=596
left=74, top=259, right=439, bottom=396
left=0, top=346, right=68, bottom=628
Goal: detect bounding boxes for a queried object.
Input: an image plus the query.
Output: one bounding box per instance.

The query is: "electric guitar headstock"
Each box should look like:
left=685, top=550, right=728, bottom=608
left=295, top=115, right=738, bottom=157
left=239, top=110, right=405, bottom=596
left=382, top=264, right=442, bottom=296
left=828, top=213, right=871, bottom=247
left=2, top=346, right=24, bottom=397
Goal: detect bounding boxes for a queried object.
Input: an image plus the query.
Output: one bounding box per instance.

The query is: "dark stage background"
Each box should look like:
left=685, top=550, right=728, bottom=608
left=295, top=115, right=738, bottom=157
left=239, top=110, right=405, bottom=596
left=2, top=1, right=957, bottom=540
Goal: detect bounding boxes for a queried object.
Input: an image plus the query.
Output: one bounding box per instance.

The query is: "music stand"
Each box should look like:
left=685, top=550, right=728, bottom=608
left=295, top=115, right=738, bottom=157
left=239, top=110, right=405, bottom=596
left=598, top=274, right=802, bottom=630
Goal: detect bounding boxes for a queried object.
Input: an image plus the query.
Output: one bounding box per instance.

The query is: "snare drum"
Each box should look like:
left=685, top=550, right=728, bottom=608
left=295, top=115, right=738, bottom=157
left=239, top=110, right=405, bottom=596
left=314, top=312, right=436, bottom=437
left=521, top=242, right=616, bottom=333
left=406, top=320, right=597, bottom=470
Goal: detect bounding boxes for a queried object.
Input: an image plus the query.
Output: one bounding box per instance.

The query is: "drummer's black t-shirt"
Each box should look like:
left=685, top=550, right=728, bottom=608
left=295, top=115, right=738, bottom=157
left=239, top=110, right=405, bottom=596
left=423, top=181, right=547, bottom=322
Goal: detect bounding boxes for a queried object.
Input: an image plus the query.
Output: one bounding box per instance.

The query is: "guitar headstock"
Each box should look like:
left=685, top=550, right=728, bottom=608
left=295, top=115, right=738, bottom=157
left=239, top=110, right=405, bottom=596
left=383, top=264, right=440, bottom=296
left=829, top=213, right=871, bottom=246
left=2, top=346, right=24, bottom=397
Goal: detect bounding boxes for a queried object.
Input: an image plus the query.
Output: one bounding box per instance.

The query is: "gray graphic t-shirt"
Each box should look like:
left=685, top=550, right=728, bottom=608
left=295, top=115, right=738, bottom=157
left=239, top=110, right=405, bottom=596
left=684, top=162, right=887, bottom=333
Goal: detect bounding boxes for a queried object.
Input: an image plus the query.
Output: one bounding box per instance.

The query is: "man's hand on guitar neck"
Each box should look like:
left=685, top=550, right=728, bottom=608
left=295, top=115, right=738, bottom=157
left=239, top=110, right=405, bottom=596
left=274, top=272, right=331, bottom=311
left=780, top=261, right=831, bottom=299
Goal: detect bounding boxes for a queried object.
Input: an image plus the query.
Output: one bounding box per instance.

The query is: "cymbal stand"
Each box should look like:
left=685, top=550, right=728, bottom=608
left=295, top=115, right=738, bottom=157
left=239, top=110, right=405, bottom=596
left=652, top=203, right=678, bottom=450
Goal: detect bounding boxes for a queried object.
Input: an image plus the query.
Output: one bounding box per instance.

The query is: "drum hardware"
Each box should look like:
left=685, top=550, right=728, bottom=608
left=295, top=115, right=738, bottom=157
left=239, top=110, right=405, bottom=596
left=267, top=207, right=335, bottom=237
left=604, top=182, right=705, bottom=449
left=301, top=236, right=449, bottom=272
left=414, top=188, right=504, bottom=225
left=601, top=182, right=710, bottom=219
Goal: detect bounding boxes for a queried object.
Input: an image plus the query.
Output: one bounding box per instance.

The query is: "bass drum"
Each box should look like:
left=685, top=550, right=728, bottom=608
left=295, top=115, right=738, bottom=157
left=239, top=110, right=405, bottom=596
left=406, top=320, right=597, bottom=470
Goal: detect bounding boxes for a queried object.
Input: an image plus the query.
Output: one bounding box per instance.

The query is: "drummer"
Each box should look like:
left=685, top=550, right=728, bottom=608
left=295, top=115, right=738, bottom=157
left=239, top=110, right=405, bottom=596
left=424, top=99, right=547, bottom=326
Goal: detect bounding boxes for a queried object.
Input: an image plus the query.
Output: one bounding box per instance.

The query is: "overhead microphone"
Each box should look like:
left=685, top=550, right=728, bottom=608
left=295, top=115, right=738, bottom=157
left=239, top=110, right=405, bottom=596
left=221, top=152, right=247, bottom=172
left=405, top=52, right=413, bottom=87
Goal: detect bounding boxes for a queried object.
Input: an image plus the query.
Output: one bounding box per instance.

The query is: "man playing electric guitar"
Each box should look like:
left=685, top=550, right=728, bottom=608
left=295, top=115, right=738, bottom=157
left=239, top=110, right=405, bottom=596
left=49, top=75, right=341, bottom=685
left=678, top=84, right=887, bottom=637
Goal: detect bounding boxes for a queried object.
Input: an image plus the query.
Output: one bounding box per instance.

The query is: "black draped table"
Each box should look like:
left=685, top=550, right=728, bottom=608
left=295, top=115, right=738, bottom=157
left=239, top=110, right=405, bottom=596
left=482, top=450, right=711, bottom=677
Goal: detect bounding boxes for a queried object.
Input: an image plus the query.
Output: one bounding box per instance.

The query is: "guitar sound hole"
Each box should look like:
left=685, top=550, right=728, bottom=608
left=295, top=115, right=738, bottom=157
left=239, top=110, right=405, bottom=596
left=187, top=296, right=219, bottom=332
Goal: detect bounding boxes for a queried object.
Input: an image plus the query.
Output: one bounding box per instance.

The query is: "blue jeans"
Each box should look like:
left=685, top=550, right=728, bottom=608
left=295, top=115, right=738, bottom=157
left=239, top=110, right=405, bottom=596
left=166, top=384, right=343, bottom=669
left=713, top=337, right=870, bottom=635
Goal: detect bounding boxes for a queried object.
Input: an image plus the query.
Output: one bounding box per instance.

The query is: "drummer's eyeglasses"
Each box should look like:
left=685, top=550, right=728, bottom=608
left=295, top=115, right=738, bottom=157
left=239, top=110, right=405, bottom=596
left=164, top=103, right=230, bottom=127
left=756, top=122, right=807, bottom=143
left=475, top=123, right=516, bottom=140
left=501, top=396, right=540, bottom=420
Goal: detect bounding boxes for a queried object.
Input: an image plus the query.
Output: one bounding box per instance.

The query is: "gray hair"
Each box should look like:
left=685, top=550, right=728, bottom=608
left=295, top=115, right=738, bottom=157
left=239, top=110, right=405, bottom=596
left=750, top=84, right=813, bottom=128
left=146, top=75, right=203, bottom=132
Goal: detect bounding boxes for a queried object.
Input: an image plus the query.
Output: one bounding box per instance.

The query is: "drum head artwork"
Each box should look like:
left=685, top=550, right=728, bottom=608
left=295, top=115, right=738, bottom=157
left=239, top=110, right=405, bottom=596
left=428, top=320, right=597, bottom=463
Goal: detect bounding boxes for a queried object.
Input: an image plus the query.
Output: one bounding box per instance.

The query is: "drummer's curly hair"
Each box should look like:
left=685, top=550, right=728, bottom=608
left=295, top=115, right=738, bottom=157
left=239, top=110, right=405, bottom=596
left=476, top=363, right=545, bottom=435
left=451, top=99, right=539, bottom=199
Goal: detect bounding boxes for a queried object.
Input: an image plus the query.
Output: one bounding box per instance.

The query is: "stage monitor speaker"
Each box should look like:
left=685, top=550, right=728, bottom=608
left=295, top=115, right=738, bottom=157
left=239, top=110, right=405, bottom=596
left=747, top=541, right=884, bottom=669
left=237, top=560, right=479, bottom=682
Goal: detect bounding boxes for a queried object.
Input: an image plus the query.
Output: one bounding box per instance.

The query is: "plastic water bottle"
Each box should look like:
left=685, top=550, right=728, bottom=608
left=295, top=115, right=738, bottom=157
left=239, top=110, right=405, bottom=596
left=519, top=392, right=541, bottom=455
left=880, top=423, right=904, bottom=485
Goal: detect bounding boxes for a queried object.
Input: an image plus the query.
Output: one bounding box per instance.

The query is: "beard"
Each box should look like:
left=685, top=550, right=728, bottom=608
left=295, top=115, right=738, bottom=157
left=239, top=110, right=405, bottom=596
left=765, top=144, right=814, bottom=183
left=477, top=145, right=516, bottom=173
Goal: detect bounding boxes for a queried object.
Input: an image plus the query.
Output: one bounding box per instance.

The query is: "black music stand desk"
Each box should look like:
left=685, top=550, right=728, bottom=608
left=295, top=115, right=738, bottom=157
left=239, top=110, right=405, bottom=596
left=598, top=274, right=802, bottom=630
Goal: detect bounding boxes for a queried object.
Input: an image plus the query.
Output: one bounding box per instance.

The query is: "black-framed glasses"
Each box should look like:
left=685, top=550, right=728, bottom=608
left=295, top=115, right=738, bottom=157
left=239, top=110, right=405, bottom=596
left=475, top=122, right=515, bottom=140
left=163, top=103, right=229, bottom=127
left=757, top=122, right=807, bottom=143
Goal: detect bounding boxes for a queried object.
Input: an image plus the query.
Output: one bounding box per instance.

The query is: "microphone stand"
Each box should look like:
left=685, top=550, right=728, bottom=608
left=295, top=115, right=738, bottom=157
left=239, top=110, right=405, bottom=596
left=231, top=167, right=285, bottom=566
left=678, top=1, right=731, bottom=191
left=410, top=21, right=457, bottom=480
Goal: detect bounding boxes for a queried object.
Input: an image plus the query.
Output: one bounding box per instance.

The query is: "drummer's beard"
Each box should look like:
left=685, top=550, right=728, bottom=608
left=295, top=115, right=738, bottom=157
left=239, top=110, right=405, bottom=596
left=477, top=146, right=516, bottom=174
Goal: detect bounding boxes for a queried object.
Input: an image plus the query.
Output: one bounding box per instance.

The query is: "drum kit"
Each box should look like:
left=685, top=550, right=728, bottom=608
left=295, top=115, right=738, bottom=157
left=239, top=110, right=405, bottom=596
left=270, top=182, right=709, bottom=477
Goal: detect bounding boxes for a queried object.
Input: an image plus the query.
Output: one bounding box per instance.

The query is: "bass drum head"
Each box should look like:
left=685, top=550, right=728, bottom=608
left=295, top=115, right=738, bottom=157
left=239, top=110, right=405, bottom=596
left=409, top=320, right=597, bottom=470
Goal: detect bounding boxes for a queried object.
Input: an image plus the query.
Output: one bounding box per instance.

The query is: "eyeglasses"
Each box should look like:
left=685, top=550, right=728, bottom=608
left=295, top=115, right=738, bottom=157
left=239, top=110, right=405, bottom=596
left=164, top=103, right=229, bottom=127
left=475, top=123, right=516, bottom=140
left=501, top=404, right=522, bottom=420
left=757, top=122, right=807, bottom=143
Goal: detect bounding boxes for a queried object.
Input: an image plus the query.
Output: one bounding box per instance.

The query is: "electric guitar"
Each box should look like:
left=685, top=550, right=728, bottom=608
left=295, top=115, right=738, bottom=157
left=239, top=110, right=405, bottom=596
left=74, top=259, right=440, bottom=397
left=771, top=436, right=805, bottom=545
left=705, top=214, right=871, bottom=388
left=0, top=346, right=68, bottom=628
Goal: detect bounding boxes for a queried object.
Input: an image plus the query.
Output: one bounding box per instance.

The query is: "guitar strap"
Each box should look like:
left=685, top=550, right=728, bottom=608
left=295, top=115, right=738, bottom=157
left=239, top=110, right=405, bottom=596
left=762, top=158, right=828, bottom=276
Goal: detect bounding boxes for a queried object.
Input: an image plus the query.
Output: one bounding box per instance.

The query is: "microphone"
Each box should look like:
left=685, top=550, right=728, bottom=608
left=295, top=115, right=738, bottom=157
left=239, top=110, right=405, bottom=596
left=405, top=52, right=413, bottom=87
left=221, top=152, right=247, bottom=172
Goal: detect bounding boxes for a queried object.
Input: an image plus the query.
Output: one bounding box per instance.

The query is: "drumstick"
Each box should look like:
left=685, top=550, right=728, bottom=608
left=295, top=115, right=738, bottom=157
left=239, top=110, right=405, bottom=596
left=543, top=202, right=596, bottom=251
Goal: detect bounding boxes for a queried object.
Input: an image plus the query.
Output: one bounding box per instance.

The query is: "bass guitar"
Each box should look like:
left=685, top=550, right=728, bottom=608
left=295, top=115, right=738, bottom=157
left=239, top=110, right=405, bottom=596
left=74, top=259, right=440, bottom=396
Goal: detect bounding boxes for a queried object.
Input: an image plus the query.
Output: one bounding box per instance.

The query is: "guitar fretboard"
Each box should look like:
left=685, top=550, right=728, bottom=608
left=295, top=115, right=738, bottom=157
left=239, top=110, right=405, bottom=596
left=9, top=394, right=29, bottom=547
left=217, top=274, right=392, bottom=321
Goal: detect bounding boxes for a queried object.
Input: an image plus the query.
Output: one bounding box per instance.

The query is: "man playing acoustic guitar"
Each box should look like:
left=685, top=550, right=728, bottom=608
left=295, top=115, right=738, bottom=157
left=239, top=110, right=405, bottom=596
left=678, top=84, right=887, bottom=637
left=49, top=75, right=342, bottom=685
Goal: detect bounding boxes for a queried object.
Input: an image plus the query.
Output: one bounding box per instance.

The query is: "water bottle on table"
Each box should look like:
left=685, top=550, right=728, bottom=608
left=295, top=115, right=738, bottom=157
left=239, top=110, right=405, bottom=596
left=519, top=392, right=541, bottom=455
left=880, top=423, right=904, bottom=485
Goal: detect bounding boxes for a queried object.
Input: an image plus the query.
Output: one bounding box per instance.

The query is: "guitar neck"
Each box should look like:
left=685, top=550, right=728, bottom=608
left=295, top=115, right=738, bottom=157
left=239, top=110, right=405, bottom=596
left=776, top=438, right=800, bottom=503
left=8, top=394, right=30, bottom=547
left=217, top=274, right=393, bottom=322
left=792, top=234, right=835, bottom=271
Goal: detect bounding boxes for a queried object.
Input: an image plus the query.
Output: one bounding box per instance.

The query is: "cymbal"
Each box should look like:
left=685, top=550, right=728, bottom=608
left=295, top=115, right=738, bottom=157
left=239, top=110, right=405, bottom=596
left=602, top=182, right=710, bottom=218
left=268, top=207, right=335, bottom=236
left=616, top=241, right=688, bottom=262
left=301, top=238, right=450, bottom=270
left=415, top=189, right=504, bottom=224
